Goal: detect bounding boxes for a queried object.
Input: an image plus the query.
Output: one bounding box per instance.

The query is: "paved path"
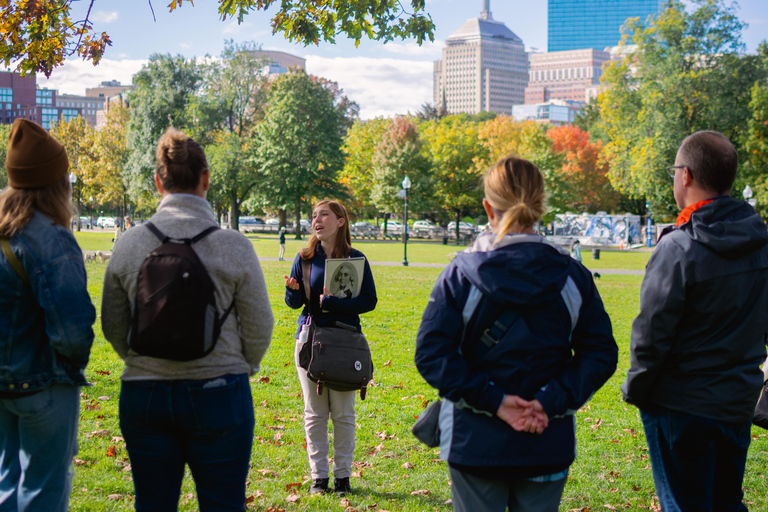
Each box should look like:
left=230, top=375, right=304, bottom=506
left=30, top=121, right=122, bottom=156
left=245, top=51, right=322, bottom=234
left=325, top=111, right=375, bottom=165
left=85, top=252, right=646, bottom=275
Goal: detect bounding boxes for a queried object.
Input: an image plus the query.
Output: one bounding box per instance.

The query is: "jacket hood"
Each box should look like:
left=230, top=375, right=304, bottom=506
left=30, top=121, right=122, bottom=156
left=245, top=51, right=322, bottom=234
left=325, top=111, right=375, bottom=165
left=681, top=197, right=768, bottom=258
left=453, top=232, right=573, bottom=307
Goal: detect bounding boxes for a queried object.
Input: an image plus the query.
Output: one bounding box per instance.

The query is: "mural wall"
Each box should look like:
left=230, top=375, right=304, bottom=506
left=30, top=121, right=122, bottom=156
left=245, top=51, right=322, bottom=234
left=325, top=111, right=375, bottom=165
left=553, top=213, right=642, bottom=245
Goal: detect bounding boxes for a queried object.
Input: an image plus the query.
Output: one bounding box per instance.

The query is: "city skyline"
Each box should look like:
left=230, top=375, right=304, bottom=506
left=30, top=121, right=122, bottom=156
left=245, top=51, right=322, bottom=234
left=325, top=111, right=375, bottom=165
left=26, top=0, right=768, bottom=119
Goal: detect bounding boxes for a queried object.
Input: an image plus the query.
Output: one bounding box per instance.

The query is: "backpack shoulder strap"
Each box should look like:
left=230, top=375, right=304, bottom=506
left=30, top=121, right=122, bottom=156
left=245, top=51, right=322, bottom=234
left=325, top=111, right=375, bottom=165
left=1, top=238, right=30, bottom=286
left=460, top=284, right=519, bottom=348
left=144, top=222, right=168, bottom=243
left=191, top=226, right=219, bottom=244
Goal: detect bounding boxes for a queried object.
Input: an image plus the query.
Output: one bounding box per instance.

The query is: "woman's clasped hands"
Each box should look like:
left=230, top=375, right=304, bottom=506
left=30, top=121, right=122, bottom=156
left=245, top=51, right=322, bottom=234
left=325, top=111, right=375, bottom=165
left=496, top=395, right=549, bottom=434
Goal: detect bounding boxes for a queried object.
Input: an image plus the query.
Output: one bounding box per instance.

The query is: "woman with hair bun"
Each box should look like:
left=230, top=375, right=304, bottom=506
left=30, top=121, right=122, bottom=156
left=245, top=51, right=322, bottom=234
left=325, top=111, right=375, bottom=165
left=415, top=156, right=617, bottom=512
left=102, top=127, right=274, bottom=511
left=0, top=119, right=95, bottom=512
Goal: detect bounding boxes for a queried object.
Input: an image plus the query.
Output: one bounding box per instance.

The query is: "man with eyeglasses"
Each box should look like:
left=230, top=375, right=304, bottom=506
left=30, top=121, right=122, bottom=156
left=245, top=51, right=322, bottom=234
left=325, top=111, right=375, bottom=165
left=622, top=130, right=768, bottom=512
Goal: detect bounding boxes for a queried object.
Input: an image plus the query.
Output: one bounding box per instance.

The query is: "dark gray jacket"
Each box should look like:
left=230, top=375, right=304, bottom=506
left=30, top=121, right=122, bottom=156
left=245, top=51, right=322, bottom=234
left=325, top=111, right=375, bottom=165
left=622, top=197, right=768, bottom=423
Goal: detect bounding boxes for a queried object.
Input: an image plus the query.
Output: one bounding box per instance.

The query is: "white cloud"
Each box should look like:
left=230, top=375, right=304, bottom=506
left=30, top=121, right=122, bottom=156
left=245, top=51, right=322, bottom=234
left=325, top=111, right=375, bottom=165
left=180, top=43, right=192, bottom=49
left=91, top=11, right=119, bottom=24
left=36, top=58, right=147, bottom=95
left=381, top=39, right=444, bottom=58
left=222, top=20, right=254, bottom=35
left=305, top=55, right=433, bottom=119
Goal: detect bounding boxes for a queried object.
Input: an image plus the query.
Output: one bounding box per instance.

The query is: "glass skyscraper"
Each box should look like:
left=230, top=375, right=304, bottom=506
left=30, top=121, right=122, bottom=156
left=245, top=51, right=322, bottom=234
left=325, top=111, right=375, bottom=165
left=548, top=0, right=664, bottom=52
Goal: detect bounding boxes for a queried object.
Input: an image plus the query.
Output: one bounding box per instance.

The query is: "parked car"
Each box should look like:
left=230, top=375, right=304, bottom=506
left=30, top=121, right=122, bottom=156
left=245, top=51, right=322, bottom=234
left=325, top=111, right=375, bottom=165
left=412, top=220, right=446, bottom=239
left=351, top=221, right=376, bottom=237
left=78, top=216, right=92, bottom=229
left=96, top=217, right=116, bottom=229
left=239, top=217, right=264, bottom=225
left=447, top=221, right=477, bottom=237
left=380, top=220, right=403, bottom=236
left=265, top=218, right=280, bottom=225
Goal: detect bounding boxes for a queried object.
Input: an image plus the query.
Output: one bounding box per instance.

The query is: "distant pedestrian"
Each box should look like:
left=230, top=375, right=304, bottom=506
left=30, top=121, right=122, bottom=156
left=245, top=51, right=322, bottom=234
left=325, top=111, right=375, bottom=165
left=279, top=227, right=286, bottom=261
left=102, top=127, right=274, bottom=511
left=415, top=155, right=617, bottom=512
left=569, top=239, right=582, bottom=262
left=0, top=119, right=96, bottom=512
left=623, top=130, right=768, bottom=511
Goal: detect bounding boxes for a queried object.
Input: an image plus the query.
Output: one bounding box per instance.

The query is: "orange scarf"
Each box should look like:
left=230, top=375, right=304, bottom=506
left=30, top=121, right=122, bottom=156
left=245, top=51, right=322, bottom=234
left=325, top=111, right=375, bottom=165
left=675, top=199, right=715, bottom=227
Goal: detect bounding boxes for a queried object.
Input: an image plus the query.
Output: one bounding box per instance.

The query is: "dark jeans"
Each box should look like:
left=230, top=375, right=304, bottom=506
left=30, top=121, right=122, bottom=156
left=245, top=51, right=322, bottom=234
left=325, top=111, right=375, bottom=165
left=640, top=407, right=751, bottom=512
left=119, top=374, right=254, bottom=512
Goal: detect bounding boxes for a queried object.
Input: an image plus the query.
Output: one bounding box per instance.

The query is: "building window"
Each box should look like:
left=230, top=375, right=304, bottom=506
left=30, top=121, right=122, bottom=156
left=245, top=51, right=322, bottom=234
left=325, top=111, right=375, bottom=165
left=0, top=88, right=11, bottom=103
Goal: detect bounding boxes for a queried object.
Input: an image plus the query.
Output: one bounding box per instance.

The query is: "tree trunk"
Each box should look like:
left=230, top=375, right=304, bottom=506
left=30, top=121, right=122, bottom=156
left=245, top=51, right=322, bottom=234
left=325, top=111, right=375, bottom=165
left=278, top=208, right=287, bottom=230
left=455, top=210, right=461, bottom=244
left=230, top=192, right=239, bottom=231
left=294, top=198, right=302, bottom=240
left=383, top=212, right=390, bottom=236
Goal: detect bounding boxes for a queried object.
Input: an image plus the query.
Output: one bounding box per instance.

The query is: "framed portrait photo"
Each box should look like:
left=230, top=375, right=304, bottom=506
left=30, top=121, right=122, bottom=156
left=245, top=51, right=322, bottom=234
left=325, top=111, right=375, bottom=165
left=324, top=257, right=365, bottom=299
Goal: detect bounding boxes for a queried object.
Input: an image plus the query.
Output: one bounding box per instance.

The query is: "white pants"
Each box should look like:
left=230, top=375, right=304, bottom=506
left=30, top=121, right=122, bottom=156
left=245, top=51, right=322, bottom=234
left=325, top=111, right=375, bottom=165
left=294, top=327, right=356, bottom=479
left=279, top=244, right=286, bottom=260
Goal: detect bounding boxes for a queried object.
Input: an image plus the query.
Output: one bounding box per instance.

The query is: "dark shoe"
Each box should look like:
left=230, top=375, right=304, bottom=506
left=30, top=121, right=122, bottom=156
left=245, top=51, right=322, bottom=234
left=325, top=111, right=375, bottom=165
left=334, top=477, right=351, bottom=495
left=309, top=478, right=329, bottom=495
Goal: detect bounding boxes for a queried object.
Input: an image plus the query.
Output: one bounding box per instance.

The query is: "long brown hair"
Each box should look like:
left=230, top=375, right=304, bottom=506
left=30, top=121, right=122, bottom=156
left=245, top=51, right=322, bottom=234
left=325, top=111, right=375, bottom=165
left=0, top=176, right=73, bottom=238
left=484, top=156, right=546, bottom=243
left=155, top=127, right=208, bottom=192
left=300, top=200, right=352, bottom=260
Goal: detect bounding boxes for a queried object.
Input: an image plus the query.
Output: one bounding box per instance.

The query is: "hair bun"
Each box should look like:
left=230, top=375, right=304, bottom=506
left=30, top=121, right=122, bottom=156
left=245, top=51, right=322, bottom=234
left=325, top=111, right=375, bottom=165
left=167, top=138, right=188, bottom=164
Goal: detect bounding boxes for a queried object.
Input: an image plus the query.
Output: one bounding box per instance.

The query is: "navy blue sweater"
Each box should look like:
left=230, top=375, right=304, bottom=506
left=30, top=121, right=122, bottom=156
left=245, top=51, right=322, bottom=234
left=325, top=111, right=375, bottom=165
left=285, top=245, right=377, bottom=337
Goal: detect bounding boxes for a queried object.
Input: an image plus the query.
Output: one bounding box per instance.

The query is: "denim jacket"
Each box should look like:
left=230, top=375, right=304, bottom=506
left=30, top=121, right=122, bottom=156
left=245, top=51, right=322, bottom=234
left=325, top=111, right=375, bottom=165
left=0, top=211, right=95, bottom=393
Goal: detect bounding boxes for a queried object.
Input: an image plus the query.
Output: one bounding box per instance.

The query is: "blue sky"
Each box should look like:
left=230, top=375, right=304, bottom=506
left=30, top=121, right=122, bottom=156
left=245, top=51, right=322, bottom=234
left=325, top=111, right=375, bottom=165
left=37, top=0, right=767, bottom=118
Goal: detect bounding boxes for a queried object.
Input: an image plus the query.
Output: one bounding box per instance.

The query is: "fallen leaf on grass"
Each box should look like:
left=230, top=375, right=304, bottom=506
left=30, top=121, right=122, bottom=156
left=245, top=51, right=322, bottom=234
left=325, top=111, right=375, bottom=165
left=258, top=376, right=270, bottom=384
left=341, top=498, right=351, bottom=506
left=285, top=482, right=301, bottom=492
left=106, top=446, right=117, bottom=458
left=273, top=432, right=284, bottom=441
left=257, top=469, right=275, bottom=477
left=410, top=489, right=429, bottom=496
left=73, top=459, right=89, bottom=466
left=285, top=494, right=300, bottom=503
left=107, top=494, right=123, bottom=500
left=351, top=471, right=362, bottom=478
left=402, top=462, right=414, bottom=469
left=94, top=370, right=110, bottom=375
left=98, top=396, right=111, bottom=401
left=83, top=403, right=101, bottom=411
left=591, top=418, right=603, bottom=430
left=383, top=360, right=392, bottom=367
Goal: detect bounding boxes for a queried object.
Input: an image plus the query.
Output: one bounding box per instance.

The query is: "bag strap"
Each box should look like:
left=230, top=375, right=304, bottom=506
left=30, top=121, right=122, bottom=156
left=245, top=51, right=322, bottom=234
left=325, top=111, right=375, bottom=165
left=1, top=238, right=30, bottom=286
left=301, top=258, right=317, bottom=317
left=461, top=285, right=519, bottom=348
left=145, top=222, right=219, bottom=246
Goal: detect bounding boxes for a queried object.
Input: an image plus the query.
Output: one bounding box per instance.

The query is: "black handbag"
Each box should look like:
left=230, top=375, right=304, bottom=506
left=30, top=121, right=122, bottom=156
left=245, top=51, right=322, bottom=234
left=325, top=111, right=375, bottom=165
left=754, top=379, right=768, bottom=430
left=298, top=259, right=373, bottom=399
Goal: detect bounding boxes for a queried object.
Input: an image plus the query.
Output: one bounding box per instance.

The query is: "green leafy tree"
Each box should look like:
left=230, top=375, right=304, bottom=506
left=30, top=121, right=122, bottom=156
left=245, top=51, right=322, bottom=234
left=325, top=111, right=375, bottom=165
left=254, top=70, right=356, bottom=239
left=340, top=118, right=389, bottom=218
left=742, top=44, right=768, bottom=219
left=420, top=115, right=488, bottom=239
left=370, top=117, right=433, bottom=227
left=598, top=0, right=766, bottom=218
left=125, top=54, right=201, bottom=214
left=1, top=0, right=434, bottom=77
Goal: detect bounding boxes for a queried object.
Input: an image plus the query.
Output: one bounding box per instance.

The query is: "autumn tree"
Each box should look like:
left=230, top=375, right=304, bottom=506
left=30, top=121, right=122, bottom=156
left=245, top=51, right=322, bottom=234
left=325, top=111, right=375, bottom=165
left=340, top=118, right=390, bottom=218
left=370, top=117, right=433, bottom=228
left=742, top=45, right=768, bottom=219
left=475, top=116, right=567, bottom=216
left=50, top=116, right=96, bottom=230
left=598, top=0, right=767, bottom=218
left=125, top=54, right=201, bottom=213
left=0, top=124, right=10, bottom=188
left=1, top=0, right=434, bottom=77
left=80, top=101, right=131, bottom=220
left=253, top=71, right=356, bottom=239
left=547, top=125, right=620, bottom=213
left=420, top=115, right=488, bottom=239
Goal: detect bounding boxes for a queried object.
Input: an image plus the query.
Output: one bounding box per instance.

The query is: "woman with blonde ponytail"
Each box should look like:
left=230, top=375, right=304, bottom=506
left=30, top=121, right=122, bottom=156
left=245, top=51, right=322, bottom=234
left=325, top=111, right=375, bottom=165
left=415, top=155, right=617, bottom=512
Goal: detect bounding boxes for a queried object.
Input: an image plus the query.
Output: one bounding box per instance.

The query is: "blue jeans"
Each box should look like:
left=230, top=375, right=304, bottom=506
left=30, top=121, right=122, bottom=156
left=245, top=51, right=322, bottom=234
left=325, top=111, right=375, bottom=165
left=119, top=374, right=254, bottom=512
left=640, top=407, right=751, bottom=512
left=0, top=384, right=80, bottom=512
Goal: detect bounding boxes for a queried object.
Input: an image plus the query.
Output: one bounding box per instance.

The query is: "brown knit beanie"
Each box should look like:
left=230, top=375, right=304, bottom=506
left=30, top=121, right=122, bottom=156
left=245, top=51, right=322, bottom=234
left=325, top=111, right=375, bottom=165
left=5, top=119, right=69, bottom=189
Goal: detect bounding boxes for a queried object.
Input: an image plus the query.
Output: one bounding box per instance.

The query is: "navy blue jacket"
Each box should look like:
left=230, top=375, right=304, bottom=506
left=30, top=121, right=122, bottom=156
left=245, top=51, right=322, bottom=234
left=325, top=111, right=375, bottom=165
left=285, top=245, right=377, bottom=337
left=415, top=233, right=616, bottom=469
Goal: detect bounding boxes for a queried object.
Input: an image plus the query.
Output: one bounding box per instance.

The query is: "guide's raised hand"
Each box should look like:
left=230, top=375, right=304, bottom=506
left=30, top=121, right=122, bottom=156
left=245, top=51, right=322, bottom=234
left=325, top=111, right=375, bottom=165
left=284, top=275, right=300, bottom=290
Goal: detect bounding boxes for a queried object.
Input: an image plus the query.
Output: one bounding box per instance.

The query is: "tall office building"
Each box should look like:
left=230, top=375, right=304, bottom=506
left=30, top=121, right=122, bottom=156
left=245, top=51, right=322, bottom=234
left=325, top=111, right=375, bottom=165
left=548, top=0, right=663, bottom=52
left=433, top=0, right=528, bottom=116
left=525, top=48, right=610, bottom=104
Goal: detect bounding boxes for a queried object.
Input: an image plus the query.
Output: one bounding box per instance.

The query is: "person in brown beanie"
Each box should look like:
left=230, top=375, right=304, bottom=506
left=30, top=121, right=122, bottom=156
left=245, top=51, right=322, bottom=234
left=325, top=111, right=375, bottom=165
left=0, top=119, right=95, bottom=512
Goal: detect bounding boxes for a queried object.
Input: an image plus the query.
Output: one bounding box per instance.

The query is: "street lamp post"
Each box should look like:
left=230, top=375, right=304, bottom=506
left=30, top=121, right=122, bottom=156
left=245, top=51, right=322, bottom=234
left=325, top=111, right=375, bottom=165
left=401, top=175, right=411, bottom=267
left=646, top=202, right=652, bottom=248
left=69, top=172, right=79, bottom=231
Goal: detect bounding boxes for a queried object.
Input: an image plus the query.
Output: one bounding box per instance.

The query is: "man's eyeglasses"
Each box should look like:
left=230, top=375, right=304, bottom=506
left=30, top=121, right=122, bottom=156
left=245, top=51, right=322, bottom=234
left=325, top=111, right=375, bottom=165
left=666, top=165, right=693, bottom=180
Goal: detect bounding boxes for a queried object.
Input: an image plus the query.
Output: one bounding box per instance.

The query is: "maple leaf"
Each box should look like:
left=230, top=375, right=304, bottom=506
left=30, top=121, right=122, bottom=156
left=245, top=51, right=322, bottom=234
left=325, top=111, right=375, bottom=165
left=106, top=446, right=117, bottom=458
left=285, top=482, right=301, bottom=492
left=259, top=376, right=270, bottom=384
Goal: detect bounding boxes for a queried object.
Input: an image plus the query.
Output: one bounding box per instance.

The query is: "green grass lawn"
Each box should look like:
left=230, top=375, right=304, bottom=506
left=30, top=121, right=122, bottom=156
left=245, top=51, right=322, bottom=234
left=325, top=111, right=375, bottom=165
left=70, top=249, right=768, bottom=511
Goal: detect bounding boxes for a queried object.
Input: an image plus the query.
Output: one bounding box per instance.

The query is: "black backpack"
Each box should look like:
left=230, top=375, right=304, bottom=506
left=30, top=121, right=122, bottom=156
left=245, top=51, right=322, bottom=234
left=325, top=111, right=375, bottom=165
left=129, top=222, right=235, bottom=361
